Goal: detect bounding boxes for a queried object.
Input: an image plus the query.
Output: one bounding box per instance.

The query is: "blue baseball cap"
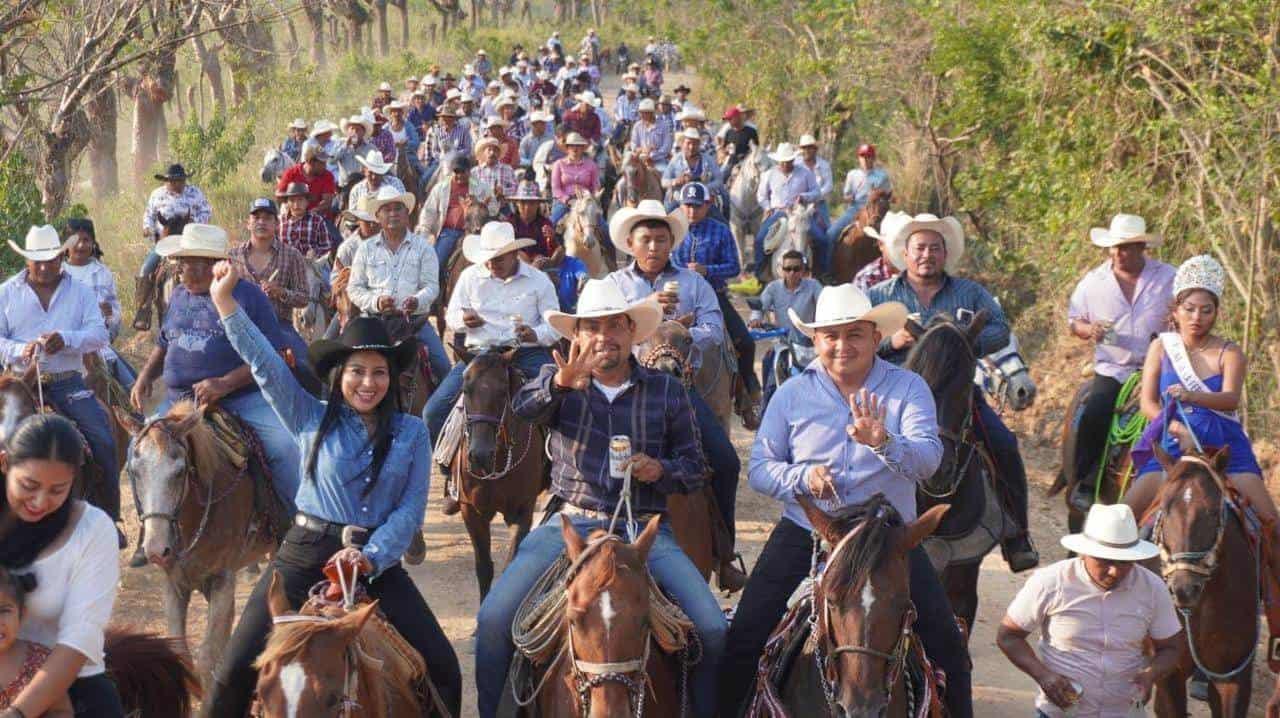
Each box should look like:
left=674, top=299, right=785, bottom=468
left=680, top=182, right=710, bottom=206
left=249, top=197, right=278, bottom=216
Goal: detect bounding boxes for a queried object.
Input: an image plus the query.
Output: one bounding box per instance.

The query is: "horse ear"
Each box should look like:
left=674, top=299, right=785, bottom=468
left=633, top=514, right=662, bottom=562
left=342, top=600, right=379, bottom=641
left=905, top=317, right=926, bottom=340
left=797, top=494, right=841, bottom=546
left=901, top=505, right=949, bottom=552
left=267, top=571, right=291, bottom=618
left=114, top=407, right=143, bottom=436
left=562, top=514, right=586, bottom=562
left=1153, top=443, right=1174, bottom=472
left=965, top=310, right=990, bottom=343
left=1211, top=445, right=1231, bottom=472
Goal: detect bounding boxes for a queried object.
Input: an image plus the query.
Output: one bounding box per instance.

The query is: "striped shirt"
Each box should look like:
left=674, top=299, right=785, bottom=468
left=419, top=123, right=473, bottom=165
left=278, top=211, right=334, bottom=257
left=629, top=120, right=673, bottom=164
left=471, top=162, right=518, bottom=198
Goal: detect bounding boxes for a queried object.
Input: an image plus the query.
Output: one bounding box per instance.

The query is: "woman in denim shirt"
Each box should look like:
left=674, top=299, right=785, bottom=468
left=199, top=262, right=461, bottom=718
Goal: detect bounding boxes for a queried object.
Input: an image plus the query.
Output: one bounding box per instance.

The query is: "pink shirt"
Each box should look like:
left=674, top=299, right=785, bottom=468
left=1005, top=558, right=1180, bottom=718
left=551, top=158, right=600, bottom=203
left=1067, top=259, right=1175, bottom=381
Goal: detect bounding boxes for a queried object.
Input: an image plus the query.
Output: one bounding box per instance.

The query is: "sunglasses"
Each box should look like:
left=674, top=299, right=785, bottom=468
left=781, top=265, right=804, bottom=272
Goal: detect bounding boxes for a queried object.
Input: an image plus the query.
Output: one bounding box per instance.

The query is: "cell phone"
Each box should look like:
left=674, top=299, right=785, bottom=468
left=341, top=525, right=370, bottom=549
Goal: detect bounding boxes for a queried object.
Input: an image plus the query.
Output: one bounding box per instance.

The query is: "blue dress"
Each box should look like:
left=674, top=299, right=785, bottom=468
left=1132, top=352, right=1262, bottom=475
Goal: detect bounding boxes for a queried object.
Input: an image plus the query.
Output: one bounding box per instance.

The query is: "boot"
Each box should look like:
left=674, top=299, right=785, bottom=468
left=1001, top=533, right=1040, bottom=573
left=403, top=531, right=427, bottom=565
left=132, top=274, right=156, bottom=331
left=717, top=554, right=748, bottom=593
left=1069, top=478, right=1096, bottom=514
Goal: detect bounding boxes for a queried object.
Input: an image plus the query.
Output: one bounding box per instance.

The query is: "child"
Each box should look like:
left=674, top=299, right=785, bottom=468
left=0, top=568, right=73, bottom=716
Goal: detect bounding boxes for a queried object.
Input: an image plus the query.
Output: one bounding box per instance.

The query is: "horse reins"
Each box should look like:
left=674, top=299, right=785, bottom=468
left=463, top=368, right=536, bottom=481
left=918, top=322, right=980, bottom=500
left=639, top=342, right=693, bottom=387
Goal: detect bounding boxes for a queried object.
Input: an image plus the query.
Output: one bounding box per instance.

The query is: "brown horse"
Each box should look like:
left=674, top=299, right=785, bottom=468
left=116, top=402, right=284, bottom=689
left=830, top=189, right=892, bottom=284
left=608, top=147, right=664, bottom=211
left=453, top=350, right=547, bottom=600
left=641, top=319, right=736, bottom=433
left=104, top=627, right=203, bottom=717
left=751, top=495, right=947, bottom=716
left=1150, top=448, right=1259, bottom=717
left=433, top=199, right=491, bottom=339
left=533, top=515, right=688, bottom=716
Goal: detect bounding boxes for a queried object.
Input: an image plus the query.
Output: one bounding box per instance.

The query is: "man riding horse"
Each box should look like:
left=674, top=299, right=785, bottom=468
left=134, top=163, right=212, bottom=331
left=867, top=212, right=1039, bottom=572
left=474, top=279, right=727, bottom=718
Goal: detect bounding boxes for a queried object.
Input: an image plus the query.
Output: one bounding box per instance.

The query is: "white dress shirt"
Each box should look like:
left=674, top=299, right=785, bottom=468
left=0, top=270, right=109, bottom=374
left=446, top=260, right=560, bottom=349
left=347, top=231, right=440, bottom=315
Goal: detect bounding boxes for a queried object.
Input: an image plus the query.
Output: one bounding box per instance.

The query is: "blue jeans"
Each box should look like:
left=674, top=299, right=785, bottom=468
left=752, top=210, right=785, bottom=276
left=826, top=200, right=864, bottom=246
left=416, top=321, right=451, bottom=381
left=689, top=391, right=740, bottom=536
left=423, top=346, right=553, bottom=444
left=139, top=247, right=161, bottom=278
left=106, top=353, right=137, bottom=392
left=48, top=375, right=119, bottom=520
left=550, top=200, right=571, bottom=225
left=434, top=228, right=466, bottom=275
left=475, top=514, right=727, bottom=718
left=761, top=347, right=776, bottom=412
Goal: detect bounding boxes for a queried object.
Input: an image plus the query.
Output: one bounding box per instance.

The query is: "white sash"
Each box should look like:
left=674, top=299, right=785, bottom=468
left=1158, top=332, right=1240, bottom=423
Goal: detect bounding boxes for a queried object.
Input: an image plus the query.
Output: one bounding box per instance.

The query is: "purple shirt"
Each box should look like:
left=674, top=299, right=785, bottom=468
left=1067, top=259, right=1175, bottom=381
left=749, top=357, right=942, bottom=526
left=550, top=158, right=600, bottom=202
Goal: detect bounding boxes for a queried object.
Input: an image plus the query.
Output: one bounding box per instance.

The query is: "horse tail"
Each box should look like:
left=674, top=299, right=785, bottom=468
left=104, top=626, right=201, bottom=718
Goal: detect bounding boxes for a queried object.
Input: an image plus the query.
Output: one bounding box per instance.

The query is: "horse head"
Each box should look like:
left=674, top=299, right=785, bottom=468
left=261, top=148, right=287, bottom=184
left=1153, top=446, right=1233, bottom=609
left=462, top=349, right=519, bottom=475
left=116, top=402, right=206, bottom=569
left=977, top=333, right=1037, bottom=411
left=464, top=197, right=491, bottom=234
left=0, top=373, right=39, bottom=450
left=565, top=191, right=603, bottom=254
left=861, top=189, right=892, bottom=230
left=904, top=311, right=988, bottom=499
left=639, top=320, right=693, bottom=384
left=561, top=514, right=661, bottom=718
left=798, top=495, right=948, bottom=716
left=255, top=571, right=383, bottom=718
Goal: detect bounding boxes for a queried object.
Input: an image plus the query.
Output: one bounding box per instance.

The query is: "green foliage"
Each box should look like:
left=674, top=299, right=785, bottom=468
left=167, top=113, right=256, bottom=187
left=0, top=152, right=42, bottom=276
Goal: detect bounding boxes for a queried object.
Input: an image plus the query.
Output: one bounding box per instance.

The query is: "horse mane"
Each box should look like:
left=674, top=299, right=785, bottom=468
left=820, top=495, right=903, bottom=600
left=574, top=532, right=639, bottom=600
left=105, top=626, right=201, bottom=717
left=160, top=401, right=241, bottom=470
left=255, top=616, right=400, bottom=715
left=903, top=316, right=976, bottom=399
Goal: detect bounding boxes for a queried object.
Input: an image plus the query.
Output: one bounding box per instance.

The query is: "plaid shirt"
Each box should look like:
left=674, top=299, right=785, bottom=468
left=512, top=362, right=708, bottom=514
left=143, top=184, right=212, bottom=238
left=672, top=218, right=740, bottom=293
left=471, top=162, right=517, bottom=198
left=227, top=238, right=310, bottom=323
left=370, top=128, right=396, bottom=163
left=420, top=123, right=472, bottom=165
left=853, top=256, right=898, bottom=293
left=278, top=211, right=334, bottom=257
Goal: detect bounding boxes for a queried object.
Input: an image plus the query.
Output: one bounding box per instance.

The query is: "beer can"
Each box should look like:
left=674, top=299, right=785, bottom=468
left=663, top=280, right=680, bottom=294
left=609, top=435, right=632, bottom=479
left=1102, top=323, right=1118, bottom=345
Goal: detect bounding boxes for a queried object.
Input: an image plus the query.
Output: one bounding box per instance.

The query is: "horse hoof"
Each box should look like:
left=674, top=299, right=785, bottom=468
left=441, top=496, right=461, bottom=516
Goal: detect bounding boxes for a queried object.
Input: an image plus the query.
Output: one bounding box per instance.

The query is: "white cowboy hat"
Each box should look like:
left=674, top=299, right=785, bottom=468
left=885, top=212, right=966, bottom=272
left=564, top=132, right=590, bottom=147
left=377, top=81, right=394, bottom=92
left=463, top=221, right=535, bottom=265
left=10, top=225, right=73, bottom=262
left=495, top=94, right=518, bottom=109
left=422, top=75, right=439, bottom=86
left=445, top=88, right=463, bottom=101
left=789, top=284, right=907, bottom=339
left=483, top=116, right=509, bottom=130
left=677, top=128, right=702, bottom=143
left=404, top=76, right=418, bottom=84
left=340, top=114, right=373, bottom=135
left=288, top=117, right=308, bottom=130
left=385, top=100, right=409, bottom=112
left=154, top=223, right=229, bottom=260
left=769, top=143, right=799, bottom=163
left=544, top=279, right=662, bottom=342
left=463, top=64, right=476, bottom=75
left=576, top=90, right=597, bottom=105
left=367, top=184, right=416, bottom=215
left=675, top=107, right=706, bottom=122
left=609, top=199, right=689, bottom=255
left=309, top=119, right=338, bottom=137
left=342, top=194, right=377, bottom=224
left=528, top=110, right=552, bottom=123
left=1060, top=504, right=1158, bottom=561
left=356, top=148, right=393, bottom=175
left=1089, top=213, right=1163, bottom=248
left=797, top=133, right=818, bottom=147
left=637, top=98, right=656, bottom=113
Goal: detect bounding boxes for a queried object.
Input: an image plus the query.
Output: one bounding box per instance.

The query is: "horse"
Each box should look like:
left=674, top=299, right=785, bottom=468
left=749, top=495, right=948, bottom=717
left=116, top=401, right=284, bottom=689
left=903, top=312, right=1017, bottom=634
left=260, top=148, right=290, bottom=184
left=761, top=202, right=817, bottom=284
left=727, top=143, right=770, bottom=268
left=292, top=254, right=333, bottom=344
left=452, top=350, right=547, bottom=600
left=609, top=148, right=664, bottom=211
left=831, top=188, right=893, bottom=284
left=1150, top=447, right=1260, bottom=718
left=104, top=627, right=203, bottom=717
left=395, top=147, right=424, bottom=225
left=641, top=319, right=736, bottom=433
left=561, top=190, right=610, bottom=278
left=973, top=332, right=1037, bottom=413
left=433, top=198, right=491, bottom=338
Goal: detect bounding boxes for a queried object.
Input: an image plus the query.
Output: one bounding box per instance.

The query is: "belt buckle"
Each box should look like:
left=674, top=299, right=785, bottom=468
left=294, top=514, right=308, bottom=527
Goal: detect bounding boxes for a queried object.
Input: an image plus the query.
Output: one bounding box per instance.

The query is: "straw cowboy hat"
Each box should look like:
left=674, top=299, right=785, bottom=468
left=154, top=223, right=229, bottom=260
left=509, top=184, right=546, bottom=202
left=1060, top=504, right=1158, bottom=561
left=789, top=283, right=907, bottom=339
left=885, top=212, right=966, bottom=273
left=355, top=148, right=394, bottom=175
left=769, top=143, right=799, bottom=163
left=609, top=199, right=689, bottom=255
left=528, top=110, right=552, bottom=124
left=676, top=107, right=706, bottom=123
left=564, top=132, right=590, bottom=147
left=367, top=184, right=416, bottom=215
left=309, top=119, right=338, bottom=138
left=340, top=114, right=373, bottom=135
left=495, top=94, right=519, bottom=109
left=474, top=136, right=502, bottom=159
left=463, top=221, right=535, bottom=265
left=385, top=100, right=409, bottom=112
left=377, top=81, right=394, bottom=92
left=677, top=128, right=702, bottom=143
left=10, top=225, right=73, bottom=262
left=545, top=279, right=662, bottom=342
left=637, top=98, right=656, bottom=113
left=288, top=118, right=308, bottom=130
left=1089, top=213, right=1163, bottom=248
left=576, top=90, right=597, bottom=105
left=342, top=194, right=377, bottom=224
left=309, top=316, right=418, bottom=379
left=797, top=134, right=819, bottom=148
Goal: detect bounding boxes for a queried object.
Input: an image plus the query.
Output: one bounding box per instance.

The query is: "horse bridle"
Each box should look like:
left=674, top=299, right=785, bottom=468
left=262, top=614, right=365, bottom=717
left=919, top=409, right=976, bottom=500
left=463, top=366, right=535, bottom=481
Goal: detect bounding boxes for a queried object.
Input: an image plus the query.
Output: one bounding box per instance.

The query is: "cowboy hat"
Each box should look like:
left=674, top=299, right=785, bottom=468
left=462, top=221, right=535, bottom=265
left=769, top=143, right=799, bottom=163
left=637, top=98, right=656, bottom=113
left=676, top=107, right=705, bottom=122
left=483, top=116, right=509, bottom=130
left=474, top=136, right=502, bottom=158
left=276, top=181, right=311, bottom=200
left=528, top=110, right=551, bottom=123
left=885, top=212, right=966, bottom=273
left=476, top=48, right=487, bottom=56
left=385, top=100, right=409, bottom=112
left=309, top=316, right=418, bottom=379
left=609, top=199, right=689, bottom=255
left=445, top=87, right=463, bottom=101
left=301, top=144, right=330, bottom=163
left=356, top=149, right=394, bottom=175
left=436, top=104, right=459, bottom=118
left=564, top=132, right=590, bottom=147
left=673, top=84, right=692, bottom=94
left=342, top=194, right=377, bottom=224
left=404, top=76, right=418, bottom=84
left=797, top=134, right=818, bottom=147
left=1060, top=504, right=1158, bottom=561
left=509, top=185, right=546, bottom=202
left=309, top=119, right=338, bottom=137
left=576, top=90, right=597, bottom=105
left=545, top=279, right=662, bottom=342
left=422, top=75, right=439, bottom=86
left=377, top=81, right=394, bottom=92
left=340, top=114, right=373, bottom=135
left=788, top=284, right=907, bottom=338
left=368, top=184, right=416, bottom=215
left=288, top=118, right=308, bottom=130
left=677, top=127, right=702, bottom=143
left=1089, top=213, right=1163, bottom=248
left=10, top=225, right=73, bottom=262
left=495, top=94, right=518, bottom=109
left=154, top=163, right=189, bottom=181
left=155, top=223, right=229, bottom=260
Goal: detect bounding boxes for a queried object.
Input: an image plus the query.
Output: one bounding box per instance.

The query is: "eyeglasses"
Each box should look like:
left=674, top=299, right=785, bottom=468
left=781, top=265, right=804, bottom=272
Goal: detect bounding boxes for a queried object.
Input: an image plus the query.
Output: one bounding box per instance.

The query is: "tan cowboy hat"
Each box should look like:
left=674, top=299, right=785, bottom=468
left=637, top=98, right=656, bottom=113
left=155, top=223, right=229, bottom=260
left=769, top=143, right=799, bottom=163
left=342, top=194, right=377, bottom=224
left=678, top=128, right=702, bottom=143
left=462, top=221, right=535, bottom=265
left=788, top=283, right=907, bottom=338
left=564, top=132, right=590, bottom=147
left=309, top=119, right=338, bottom=137
left=609, top=199, right=689, bottom=256
left=377, top=81, right=394, bottom=92
left=797, top=133, right=818, bottom=148
left=1089, top=213, right=1163, bottom=248
left=10, top=225, right=73, bottom=262
left=545, top=279, right=662, bottom=342
left=474, top=136, right=502, bottom=158
left=1060, top=504, right=1158, bottom=561
left=367, top=184, right=416, bottom=215
left=445, top=87, right=463, bottom=101
left=340, top=114, right=373, bottom=135
left=885, top=212, right=965, bottom=272
left=288, top=118, right=308, bottom=130
left=355, top=148, right=393, bottom=175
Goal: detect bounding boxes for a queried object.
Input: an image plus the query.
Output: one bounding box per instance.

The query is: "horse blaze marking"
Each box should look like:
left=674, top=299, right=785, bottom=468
left=280, top=661, right=307, bottom=718
left=860, top=581, right=875, bottom=642
left=599, top=590, right=616, bottom=639
left=1183, top=487, right=1193, bottom=504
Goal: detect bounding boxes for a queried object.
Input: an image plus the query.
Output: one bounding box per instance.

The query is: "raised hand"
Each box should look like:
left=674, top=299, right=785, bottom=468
left=847, top=389, right=888, bottom=448
left=210, top=261, right=240, bottom=304
left=552, top=336, right=604, bottom=390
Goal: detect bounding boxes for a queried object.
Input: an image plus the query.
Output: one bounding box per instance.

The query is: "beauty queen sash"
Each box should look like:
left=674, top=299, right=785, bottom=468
left=1159, top=332, right=1241, bottom=424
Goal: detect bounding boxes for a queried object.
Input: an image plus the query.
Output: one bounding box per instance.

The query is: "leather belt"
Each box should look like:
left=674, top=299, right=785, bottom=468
left=293, top=512, right=347, bottom=538
left=39, top=370, right=80, bottom=385
left=559, top=503, right=660, bottom=524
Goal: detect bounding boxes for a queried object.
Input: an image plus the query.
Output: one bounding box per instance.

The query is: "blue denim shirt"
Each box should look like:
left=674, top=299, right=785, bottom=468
left=221, top=308, right=429, bottom=577
left=866, top=273, right=1011, bottom=365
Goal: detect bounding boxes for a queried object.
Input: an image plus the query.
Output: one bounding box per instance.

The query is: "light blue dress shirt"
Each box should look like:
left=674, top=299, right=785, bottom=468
left=756, top=164, right=820, bottom=211
left=604, top=262, right=724, bottom=368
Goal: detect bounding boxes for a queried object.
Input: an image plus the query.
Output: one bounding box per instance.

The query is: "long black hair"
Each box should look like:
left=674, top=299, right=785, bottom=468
left=0, top=415, right=86, bottom=571
left=65, top=218, right=103, bottom=259
left=306, top=358, right=402, bottom=497
left=0, top=566, right=35, bottom=614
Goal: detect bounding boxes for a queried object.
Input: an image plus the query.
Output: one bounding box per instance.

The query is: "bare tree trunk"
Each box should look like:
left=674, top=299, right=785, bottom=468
left=283, top=15, right=302, bottom=71
left=590, top=0, right=600, bottom=25
left=304, top=0, right=325, bottom=67
left=191, top=36, right=226, bottom=115
left=470, top=0, right=479, bottom=30
left=372, top=0, right=388, bottom=56
left=130, top=70, right=171, bottom=181
left=85, top=83, right=119, bottom=199
left=389, top=0, right=408, bottom=49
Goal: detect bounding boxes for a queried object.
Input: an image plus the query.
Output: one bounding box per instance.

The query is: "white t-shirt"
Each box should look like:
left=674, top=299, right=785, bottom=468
left=593, top=379, right=632, bottom=402
left=16, top=502, right=120, bottom=677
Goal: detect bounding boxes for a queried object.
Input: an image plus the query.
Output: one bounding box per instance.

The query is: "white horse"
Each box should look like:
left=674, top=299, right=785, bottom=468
left=561, top=190, right=609, bottom=277
left=292, top=255, right=332, bottom=344
left=975, top=331, right=1037, bottom=411
left=260, top=148, right=290, bottom=184
left=727, top=143, right=770, bottom=269
left=762, top=202, right=817, bottom=282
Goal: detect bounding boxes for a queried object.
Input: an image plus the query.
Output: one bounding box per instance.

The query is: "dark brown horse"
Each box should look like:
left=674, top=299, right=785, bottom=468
left=755, top=495, right=947, bottom=717
left=1049, top=373, right=1143, bottom=533
left=453, top=350, right=547, bottom=600
left=104, top=627, right=202, bottom=717
left=831, top=189, right=892, bottom=284
left=433, top=199, right=491, bottom=338
left=1150, top=448, right=1258, bottom=717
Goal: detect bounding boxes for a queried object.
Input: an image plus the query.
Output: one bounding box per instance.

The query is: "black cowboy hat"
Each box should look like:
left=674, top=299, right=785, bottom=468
left=673, top=84, right=691, bottom=94
left=309, top=317, right=419, bottom=378
left=154, top=163, right=189, bottom=182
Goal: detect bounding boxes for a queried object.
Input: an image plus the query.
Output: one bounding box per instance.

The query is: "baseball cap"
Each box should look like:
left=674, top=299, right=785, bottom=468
left=249, top=198, right=278, bottom=216
left=680, top=182, right=710, bottom=206
left=722, top=106, right=742, bottom=121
